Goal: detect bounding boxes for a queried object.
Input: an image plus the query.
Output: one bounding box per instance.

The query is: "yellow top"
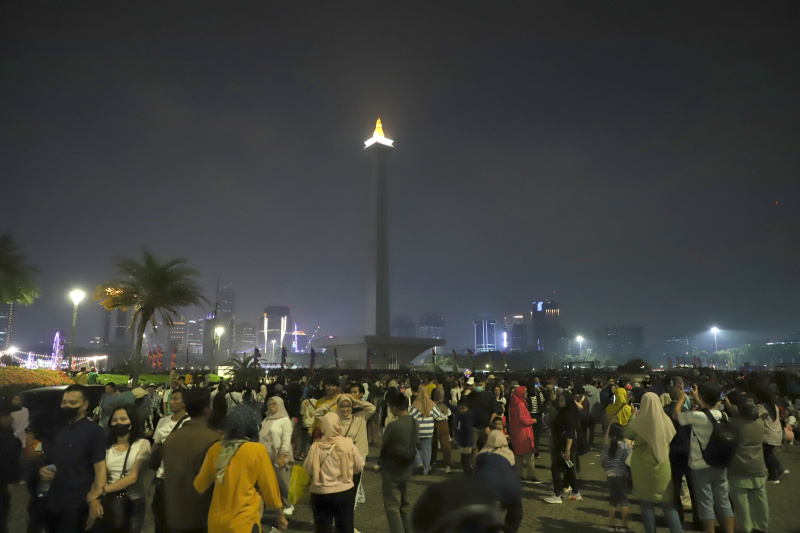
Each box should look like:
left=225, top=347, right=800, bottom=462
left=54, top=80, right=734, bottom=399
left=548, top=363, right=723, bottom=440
left=194, top=441, right=282, bottom=533
left=374, top=117, right=384, bottom=137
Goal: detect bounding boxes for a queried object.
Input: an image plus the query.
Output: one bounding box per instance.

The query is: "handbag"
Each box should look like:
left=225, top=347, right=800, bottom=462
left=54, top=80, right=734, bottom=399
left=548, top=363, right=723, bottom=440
left=102, top=446, right=132, bottom=530
left=148, top=415, right=189, bottom=470
left=288, top=464, right=312, bottom=505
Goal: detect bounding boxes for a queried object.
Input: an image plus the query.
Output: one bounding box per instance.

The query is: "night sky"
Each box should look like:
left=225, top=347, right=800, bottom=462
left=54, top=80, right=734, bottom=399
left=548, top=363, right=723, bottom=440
left=3, top=3, right=799, bottom=355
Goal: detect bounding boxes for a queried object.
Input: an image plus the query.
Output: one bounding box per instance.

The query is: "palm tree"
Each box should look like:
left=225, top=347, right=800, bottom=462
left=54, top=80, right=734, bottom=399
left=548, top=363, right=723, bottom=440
left=95, top=249, right=208, bottom=385
left=0, top=233, right=39, bottom=305
left=225, top=352, right=265, bottom=386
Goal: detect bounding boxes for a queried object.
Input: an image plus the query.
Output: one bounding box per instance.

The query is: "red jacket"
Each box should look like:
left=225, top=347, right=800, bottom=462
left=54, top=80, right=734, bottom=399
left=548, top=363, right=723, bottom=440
left=508, top=386, right=536, bottom=455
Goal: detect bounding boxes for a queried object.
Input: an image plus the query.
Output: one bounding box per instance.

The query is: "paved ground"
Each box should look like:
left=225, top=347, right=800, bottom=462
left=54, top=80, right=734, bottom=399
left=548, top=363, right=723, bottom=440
left=9, top=433, right=800, bottom=532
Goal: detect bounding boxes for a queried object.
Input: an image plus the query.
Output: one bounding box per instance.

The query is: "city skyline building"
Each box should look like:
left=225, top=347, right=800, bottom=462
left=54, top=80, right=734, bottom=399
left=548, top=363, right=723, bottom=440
left=474, top=317, right=497, bottom=353
left=235, top=321, right=257, bottom=352
left=261, top=305, right=292, bottom=361
left=100, top=308, right=133, bottom=348
left=419, top=313, right=445, bottom=339
left=213, top=282, right=236, bottom=358
left=168, top=316, right=187, bottom=352
left=595, top=326, right=645, bottom=359
left=0, top=303, right=12, bottom=348
left=503, top=315, right=527, bottom=352
left=391, top=316, right=417, bottom=338
left=187, top=318, right=205, bottom=354
left=531, top=300, right=561, bottom=354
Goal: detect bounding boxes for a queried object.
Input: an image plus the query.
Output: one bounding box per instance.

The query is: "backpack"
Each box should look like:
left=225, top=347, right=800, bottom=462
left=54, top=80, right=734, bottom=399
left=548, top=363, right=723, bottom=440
left=693, top=410, right=738, bottom=468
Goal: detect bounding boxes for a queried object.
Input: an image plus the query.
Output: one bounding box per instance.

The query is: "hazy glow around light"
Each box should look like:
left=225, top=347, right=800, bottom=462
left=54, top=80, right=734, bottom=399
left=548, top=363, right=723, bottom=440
left=364, top=117, right=394, bottom=147
left=711, top=327, right=719, bottom=334
left=70, top=289, right=85, bottom=305
left=215, top=326, right=225, bottom=336
left=576, top=335, right=584, bottom=342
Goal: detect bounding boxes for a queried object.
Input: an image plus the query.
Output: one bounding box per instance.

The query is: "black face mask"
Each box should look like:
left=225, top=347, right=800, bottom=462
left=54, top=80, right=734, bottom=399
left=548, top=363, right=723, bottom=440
left=110, top=423, right=131, bottom=436
left=59, top=406, right=80, bottom=420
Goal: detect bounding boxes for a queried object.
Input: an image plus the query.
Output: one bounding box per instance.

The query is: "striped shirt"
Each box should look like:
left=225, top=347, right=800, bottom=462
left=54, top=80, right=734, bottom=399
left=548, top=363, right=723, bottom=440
left=409, top=405, right=445, bottom=439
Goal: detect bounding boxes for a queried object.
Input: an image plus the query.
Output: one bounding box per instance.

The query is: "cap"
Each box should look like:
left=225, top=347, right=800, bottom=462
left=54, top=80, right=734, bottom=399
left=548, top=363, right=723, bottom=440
left=132, top=387, right=148, bottom=399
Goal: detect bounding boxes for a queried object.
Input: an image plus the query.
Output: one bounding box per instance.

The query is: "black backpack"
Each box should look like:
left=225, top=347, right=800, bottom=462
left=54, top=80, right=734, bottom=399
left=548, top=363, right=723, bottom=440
left=693, top=410, right=738, bottom=468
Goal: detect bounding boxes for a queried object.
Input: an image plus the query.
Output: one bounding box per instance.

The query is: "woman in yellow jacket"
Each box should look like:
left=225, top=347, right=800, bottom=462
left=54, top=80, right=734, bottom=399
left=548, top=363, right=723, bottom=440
left=195, top=405, right=289, bottom=533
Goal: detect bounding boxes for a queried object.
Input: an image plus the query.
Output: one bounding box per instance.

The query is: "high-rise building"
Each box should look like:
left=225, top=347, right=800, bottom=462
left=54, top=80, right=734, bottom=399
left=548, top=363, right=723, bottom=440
left=503, top=315, right=527, bottom=352
left=474, top=317, right=497, bottom=353
left=168, top=316, right=187, bottom=352
left=260, top=306, right=293, bottom=362
left=0, top=303, right=12, bottom=348
left=187, top=319, right=205, bottom=354
left=101, top=308, right=133, bottom=348
left=235, top=322, right=257, bottom=352
left=212, top=283, right=236, bottom=358
left=391, top=316, right=416, bottom=338
left=291, top=328, right=309, bottom=353
left=419, top=313, right=445, bottom=339
left=595, top=326, right=645, bottom=359
left=531, top=300, right=561, bottom=354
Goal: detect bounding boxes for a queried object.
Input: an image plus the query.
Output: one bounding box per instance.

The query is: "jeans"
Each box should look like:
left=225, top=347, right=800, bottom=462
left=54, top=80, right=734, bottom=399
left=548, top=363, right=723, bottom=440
left=640, top=500, right=683, bottom=533
left=728, top=476, right=769, bottom=533
left=669, top=453, right=699, bottom=527
left=414, top=437, right=433, bottom=474
left=310, top=488, right=356, bottom=533
left=691, top=466, right=734, bottom=521
left=152, top=478, right=168, bottom=533
left=381, top=478, right=412, bottom=533
left=762, top=443, right=783, bottom=479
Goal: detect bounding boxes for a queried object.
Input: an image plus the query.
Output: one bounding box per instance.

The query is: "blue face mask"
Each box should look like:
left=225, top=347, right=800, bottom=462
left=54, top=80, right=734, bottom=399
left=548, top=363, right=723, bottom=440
left=474, top=386, right=484, bottom=393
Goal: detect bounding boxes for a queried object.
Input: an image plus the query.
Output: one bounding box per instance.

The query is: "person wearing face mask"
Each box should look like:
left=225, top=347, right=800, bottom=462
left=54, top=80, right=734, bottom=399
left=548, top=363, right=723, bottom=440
left=467, top=377, right=502, bottom=466
left=259, top=396, right=295, bottom=516
left=87, top=406, right=151, bottom=533
left=40, top=384, right=107, bottom=533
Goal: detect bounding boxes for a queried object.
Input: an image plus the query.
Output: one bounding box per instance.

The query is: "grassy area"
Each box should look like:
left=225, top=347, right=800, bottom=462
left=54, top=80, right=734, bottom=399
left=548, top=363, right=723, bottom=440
left=98, top=373, right=221, bottom=386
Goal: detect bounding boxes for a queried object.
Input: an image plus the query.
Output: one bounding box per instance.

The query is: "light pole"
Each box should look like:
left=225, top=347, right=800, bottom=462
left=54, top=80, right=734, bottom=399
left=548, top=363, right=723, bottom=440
left=576, top=335, right=584, bottom=356
left=213, top=326, right=224, bottom=372
left=68, top=289, right=85, bottom=371
left=271, top=339, right=277, bottom=361
left=711, top=327, right=719, bottom=352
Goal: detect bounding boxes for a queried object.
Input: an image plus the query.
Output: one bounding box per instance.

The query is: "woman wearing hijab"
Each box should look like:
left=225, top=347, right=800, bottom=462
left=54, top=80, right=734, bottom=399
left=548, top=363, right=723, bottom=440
left=543, top=390, right=582, bottom=504
left=475, top=429, right=523, bottom=533
left=508, top=386, right=539, bottom=483
left=194, top=405, right=288, bottom=533
left=624, top=392, right=682, bottom=533
left=606, top=386, right=633, bottom=427
left=408, top=385, right=446, bottom=475
left=330, top=393, right=375, bottom=509
left=430, top=386, right=454, bottom=474
left=259, top=396, right=295, bottom=516
left=304, top=412, right=365, bottom=533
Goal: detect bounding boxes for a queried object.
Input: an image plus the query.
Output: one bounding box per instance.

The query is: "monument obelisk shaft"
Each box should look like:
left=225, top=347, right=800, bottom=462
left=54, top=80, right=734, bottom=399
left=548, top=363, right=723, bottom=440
left=364, top=118, right=393, bottom=337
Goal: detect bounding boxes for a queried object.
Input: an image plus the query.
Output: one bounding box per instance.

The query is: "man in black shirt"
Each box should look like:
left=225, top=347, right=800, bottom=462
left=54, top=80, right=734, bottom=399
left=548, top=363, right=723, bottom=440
left=468, top=376, right=502, bottom=464
left=40, top=385, right=106, bottom=533
left=377, top=390, right=418, bottom=533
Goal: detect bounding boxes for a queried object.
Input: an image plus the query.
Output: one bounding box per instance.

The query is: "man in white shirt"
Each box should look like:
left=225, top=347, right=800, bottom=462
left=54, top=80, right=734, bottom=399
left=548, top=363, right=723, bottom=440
left=151, top=389, right=189, bottom=533
left=673, top=383, right=734, bottom=533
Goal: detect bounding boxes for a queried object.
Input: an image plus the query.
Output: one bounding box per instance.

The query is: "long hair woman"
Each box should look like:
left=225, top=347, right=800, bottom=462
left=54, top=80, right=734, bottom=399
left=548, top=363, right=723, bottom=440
left=304, top=412, right=364, bottom=533
left=89, top=405, right=151, bottom=533
left=543, top=389, right=582, bottom=503
left=408, top=385, right=444, bottom=475
left=194, top=405, right=287, bottom=533
left=475, top=429, right=523, bottom=532
left=625, top=392, right=681, bottom=533
left=751, top=381, right=789, bottom=483
left=259, top=396, right=295, bottom=516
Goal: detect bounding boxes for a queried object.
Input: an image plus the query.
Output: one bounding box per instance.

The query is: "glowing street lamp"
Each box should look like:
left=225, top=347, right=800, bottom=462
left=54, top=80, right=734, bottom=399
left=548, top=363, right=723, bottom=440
left=576, top=335, right=584, bottom=355
left=711, top=327, right=719, bottom=352
left=68, top=289, right=85, bottom=371
left=212, top=326, right=224, bottom=372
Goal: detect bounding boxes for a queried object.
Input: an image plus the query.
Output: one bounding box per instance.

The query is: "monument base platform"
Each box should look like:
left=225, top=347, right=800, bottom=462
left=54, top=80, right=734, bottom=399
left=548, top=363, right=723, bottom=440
left=315, top=335, right=445, bottom=369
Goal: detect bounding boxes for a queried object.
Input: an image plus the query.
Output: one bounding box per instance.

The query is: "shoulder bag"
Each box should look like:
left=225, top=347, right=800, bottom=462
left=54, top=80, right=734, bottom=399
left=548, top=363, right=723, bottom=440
left=102, top=445, right=132, bottom=530
left=148, top=415, right=189, bottom=470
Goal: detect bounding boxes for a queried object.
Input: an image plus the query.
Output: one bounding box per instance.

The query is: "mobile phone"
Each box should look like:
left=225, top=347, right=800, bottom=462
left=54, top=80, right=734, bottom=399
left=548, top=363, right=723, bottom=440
left=563, top=455, right=574, bottom=469
left=684, top=386, right=692, bottom=394
left=632, top=403, right=641, bottom=409
left=720, top=392, right=726, bottom=400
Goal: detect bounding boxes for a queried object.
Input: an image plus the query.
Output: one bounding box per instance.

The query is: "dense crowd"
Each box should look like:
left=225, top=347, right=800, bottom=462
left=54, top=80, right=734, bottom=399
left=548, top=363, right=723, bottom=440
left=0, top=365, right=798, bottom=533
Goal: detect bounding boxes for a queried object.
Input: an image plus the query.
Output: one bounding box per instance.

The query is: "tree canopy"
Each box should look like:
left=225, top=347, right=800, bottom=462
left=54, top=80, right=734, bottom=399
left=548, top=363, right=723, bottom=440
left=0, top=233, right=39, bottom=305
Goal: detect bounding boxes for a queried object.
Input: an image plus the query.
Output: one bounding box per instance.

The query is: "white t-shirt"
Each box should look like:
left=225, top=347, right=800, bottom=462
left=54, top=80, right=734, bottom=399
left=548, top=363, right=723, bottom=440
left=678, top=409, right=723, bottom=470
left=154, top=414, right=190, bottom=478
left=106, top=439, right=151, bottom=499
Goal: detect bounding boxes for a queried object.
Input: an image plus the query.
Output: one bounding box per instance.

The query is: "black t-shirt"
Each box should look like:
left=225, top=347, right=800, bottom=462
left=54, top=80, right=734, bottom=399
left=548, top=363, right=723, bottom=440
left=44, top=417, right=106, bottom=510
left=469, top=390, right=502, bottom=429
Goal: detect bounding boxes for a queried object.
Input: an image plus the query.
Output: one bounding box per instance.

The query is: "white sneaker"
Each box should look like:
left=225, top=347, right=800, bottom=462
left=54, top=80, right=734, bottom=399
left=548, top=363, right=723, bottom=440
left=283, top=505, right=294, bottom=517
left=543, top=495, right=563, bottom=504
left=445, top=466, right=452, bottom=474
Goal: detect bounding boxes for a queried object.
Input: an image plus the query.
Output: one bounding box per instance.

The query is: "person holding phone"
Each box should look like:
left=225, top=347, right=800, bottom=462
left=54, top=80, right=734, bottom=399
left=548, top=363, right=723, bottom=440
left=543, top=390, right=582, bottom=504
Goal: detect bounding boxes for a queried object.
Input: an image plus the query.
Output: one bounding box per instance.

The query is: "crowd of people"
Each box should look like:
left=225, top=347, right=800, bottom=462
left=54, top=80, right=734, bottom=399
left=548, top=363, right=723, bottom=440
left=0, top=365, right=798, bottom=533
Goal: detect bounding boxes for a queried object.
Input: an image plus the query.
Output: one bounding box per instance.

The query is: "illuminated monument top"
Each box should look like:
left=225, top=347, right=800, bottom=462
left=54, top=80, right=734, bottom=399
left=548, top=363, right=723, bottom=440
left=364, top=117, right=394, bottom=148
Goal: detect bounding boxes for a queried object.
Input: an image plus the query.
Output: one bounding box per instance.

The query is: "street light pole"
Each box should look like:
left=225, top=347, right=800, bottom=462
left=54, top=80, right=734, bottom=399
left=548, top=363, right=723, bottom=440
left=576, top=335, right=584, bottom=356
left=68, top=289, right=85, bottom=372
left=214, top=326, right=224, bottom=373
left=711, top=327, right=719, bottom=352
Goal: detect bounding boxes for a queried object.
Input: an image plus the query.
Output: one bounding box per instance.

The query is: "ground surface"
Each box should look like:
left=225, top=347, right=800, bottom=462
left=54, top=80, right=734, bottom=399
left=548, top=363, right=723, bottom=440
left=10, top=431, right=800, bottom=532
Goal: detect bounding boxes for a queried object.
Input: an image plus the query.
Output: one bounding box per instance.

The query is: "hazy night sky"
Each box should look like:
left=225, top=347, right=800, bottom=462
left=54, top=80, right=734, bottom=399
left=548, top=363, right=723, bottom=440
left=2, top=3, right=799, bottom=355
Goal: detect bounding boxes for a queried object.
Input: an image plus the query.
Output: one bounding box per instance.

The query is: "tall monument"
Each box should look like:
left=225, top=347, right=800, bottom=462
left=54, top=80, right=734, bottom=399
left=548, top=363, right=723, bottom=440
left=364, top=118, right=393, bottom=336
left=317, top=118, right=444, bottom=369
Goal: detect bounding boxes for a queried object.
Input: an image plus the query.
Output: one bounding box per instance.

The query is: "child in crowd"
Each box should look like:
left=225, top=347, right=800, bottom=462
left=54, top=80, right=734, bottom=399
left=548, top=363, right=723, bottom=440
left=454, top=397, right=475, bottom=477
left=600, top=424, right=632, bottom=533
